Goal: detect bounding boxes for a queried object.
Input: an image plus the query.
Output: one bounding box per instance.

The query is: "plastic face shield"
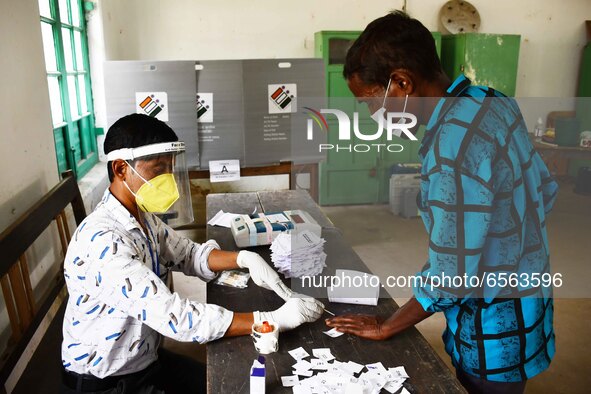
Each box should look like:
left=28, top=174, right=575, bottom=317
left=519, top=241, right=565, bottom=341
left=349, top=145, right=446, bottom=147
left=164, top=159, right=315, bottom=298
left=106, top=142, right=194, bottom=227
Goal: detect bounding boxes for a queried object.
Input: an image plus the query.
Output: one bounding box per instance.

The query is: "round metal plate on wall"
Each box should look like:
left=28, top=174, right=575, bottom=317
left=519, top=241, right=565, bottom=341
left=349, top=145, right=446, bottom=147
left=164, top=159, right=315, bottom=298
left=440, top=0, right=481, bottom=34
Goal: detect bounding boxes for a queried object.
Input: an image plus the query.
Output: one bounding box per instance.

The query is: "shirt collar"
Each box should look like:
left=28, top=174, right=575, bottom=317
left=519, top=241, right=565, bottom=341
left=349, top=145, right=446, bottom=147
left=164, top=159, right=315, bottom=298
left=420, top=74, right=472, bottom=159
left=100, top=188, right=144, bottom=232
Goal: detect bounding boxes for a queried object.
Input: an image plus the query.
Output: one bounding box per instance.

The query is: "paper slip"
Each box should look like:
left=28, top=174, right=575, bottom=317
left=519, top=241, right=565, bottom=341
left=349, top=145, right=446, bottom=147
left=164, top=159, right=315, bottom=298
left=288, top=347, right=310, bottom=360
left=292, top=384, right=313, bottom=394
left=293, top=369, right=314, bottom=377
left=310, top=359, right=329, bottom=370
left=207, top=210, right=241, bottom=228
left=312, top=348, right=335, bottom=361
left=388, top=366, right=409, bottom=379
left=287, top=346, right=411, bottom=394
left=366, top=362, right=387, bottom=373
left=292, top=359, right=312, bottom=371
left=281, top=375, right=299, bottom=387
left=344, top=382, right=364, bottom=394
left=323, top=328, right=344, bottom=338
left=383, top=379, right=405, bottom=393
left=341, top=361, right=364, bottom=375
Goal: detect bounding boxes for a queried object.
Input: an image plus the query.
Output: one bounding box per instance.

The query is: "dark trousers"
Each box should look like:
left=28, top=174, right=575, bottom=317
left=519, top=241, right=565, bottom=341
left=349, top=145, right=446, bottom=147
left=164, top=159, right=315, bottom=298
left=61, top=348, right=206, bottom=394
left=456, top=368, right=527, bottom=394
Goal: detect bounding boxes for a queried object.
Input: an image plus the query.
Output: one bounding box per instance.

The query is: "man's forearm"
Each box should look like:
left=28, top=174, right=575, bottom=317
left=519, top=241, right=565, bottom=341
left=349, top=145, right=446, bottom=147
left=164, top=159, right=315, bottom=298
left=207, top=249, right=239, bottom=272
left=381, top=297, right=433, bottom=338
left=223, top=312, right=254, bottom=337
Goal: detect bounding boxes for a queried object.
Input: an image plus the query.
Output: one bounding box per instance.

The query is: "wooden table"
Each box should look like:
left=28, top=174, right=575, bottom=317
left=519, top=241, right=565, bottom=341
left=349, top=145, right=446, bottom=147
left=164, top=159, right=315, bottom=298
left=205, top=191, right=464, bottom=393
left=533, top=140, right=591, bottom=176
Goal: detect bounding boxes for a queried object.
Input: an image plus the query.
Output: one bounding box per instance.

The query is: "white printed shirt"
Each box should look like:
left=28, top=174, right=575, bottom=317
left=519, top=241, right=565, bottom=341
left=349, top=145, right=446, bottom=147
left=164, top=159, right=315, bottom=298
left=62, top=189, right=233, bottom=378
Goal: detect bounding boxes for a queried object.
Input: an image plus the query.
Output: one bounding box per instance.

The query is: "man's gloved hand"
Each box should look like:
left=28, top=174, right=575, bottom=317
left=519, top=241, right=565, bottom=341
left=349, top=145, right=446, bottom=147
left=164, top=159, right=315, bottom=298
left=237, top=250, right=292, bottom=301
left=254, top=296, right=325, bottom=332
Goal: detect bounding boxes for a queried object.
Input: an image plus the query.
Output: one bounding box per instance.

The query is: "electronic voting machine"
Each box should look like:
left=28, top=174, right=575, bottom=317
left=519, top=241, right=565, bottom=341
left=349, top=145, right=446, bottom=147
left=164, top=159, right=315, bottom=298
left=230, top=210, right=321, bottom=247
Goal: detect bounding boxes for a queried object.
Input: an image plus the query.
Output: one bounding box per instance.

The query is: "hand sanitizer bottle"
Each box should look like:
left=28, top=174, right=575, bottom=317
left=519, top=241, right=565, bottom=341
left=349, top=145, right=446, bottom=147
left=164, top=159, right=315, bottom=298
left=534, top=117, right=544, bottom=142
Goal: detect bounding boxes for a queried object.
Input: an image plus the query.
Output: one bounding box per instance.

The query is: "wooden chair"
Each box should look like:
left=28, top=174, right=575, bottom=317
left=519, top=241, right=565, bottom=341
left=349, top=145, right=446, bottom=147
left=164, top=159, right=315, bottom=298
left=0, top=171, right=86, bottom=393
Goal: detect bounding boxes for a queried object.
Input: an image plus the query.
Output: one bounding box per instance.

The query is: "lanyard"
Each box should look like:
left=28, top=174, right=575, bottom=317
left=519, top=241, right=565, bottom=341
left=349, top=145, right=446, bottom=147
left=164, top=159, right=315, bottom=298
left=144, top=220, right=160, bottom=277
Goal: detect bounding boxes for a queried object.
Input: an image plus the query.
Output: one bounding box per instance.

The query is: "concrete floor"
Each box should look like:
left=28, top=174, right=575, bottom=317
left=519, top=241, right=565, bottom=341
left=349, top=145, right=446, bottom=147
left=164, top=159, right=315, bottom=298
left=321, top=179, right=591, bottom=394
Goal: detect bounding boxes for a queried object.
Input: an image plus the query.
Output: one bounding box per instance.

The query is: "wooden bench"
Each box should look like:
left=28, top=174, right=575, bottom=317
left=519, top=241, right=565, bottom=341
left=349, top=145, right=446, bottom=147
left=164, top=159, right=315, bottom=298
left=0, top=171, right=86, bottom=393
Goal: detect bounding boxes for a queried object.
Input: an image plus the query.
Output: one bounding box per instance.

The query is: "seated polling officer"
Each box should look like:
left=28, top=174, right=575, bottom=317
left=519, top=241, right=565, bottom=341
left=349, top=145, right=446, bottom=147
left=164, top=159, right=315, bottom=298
left=61, top=113, right=324, bottom=393
left=326, top=12, right=558, bottom=394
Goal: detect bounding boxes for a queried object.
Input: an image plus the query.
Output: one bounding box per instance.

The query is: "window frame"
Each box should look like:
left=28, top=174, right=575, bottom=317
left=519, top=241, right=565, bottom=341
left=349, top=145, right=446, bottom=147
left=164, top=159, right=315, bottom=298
left=40, top=0, right=98, bottom=179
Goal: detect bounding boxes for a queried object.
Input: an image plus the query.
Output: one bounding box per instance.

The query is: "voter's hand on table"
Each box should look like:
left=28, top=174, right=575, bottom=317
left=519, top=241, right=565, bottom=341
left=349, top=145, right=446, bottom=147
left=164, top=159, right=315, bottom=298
left=325, top=314, right=387, bottom=340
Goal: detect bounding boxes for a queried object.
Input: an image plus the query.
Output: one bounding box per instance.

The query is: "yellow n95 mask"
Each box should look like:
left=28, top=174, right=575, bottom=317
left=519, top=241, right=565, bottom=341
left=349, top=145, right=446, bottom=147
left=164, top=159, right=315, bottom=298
left=124, top=165, right=179, bottom=213
left=106, top=141, right=194, bottom=226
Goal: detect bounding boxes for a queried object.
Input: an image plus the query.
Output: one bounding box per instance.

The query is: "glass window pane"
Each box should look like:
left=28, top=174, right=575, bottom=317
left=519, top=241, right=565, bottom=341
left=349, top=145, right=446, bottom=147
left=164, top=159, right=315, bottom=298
left=47, top=77, right=64, bottom=125
left=74, top=31, right=84, bottom=70
left=68, top=75, right=79, bottom=119
left=38, top=0, right=51, bottom=18
left=62, top=28, right=74, bottom=71
left=41, top=22, right=57, bottom=72
left=71, top=0, right=80, bottom=26
left=78, top=75, right=87, bottom=114
left=58, top=0, right=69, bottom=23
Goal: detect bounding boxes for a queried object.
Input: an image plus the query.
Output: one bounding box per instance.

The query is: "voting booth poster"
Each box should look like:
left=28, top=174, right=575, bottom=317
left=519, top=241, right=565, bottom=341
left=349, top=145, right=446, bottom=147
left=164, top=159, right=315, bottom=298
left=196, top=93, right=213, bottom=123
left=135, top=92, right=169, bottom=122
left=268, top=83, right=297, bottom=114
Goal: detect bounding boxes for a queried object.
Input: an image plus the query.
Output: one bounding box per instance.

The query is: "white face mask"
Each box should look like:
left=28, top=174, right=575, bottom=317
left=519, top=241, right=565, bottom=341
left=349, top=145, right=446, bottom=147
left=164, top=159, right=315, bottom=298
left=370, top=78, right=409, bottom=125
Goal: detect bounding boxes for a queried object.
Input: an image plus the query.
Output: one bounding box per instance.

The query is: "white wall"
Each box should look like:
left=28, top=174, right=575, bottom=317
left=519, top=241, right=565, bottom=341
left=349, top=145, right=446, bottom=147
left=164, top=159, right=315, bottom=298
left=0, top=0, right=66, bottom=373
left=0, top=0, right=59, bottom=227
left=98, top=0, right=591, bottom=98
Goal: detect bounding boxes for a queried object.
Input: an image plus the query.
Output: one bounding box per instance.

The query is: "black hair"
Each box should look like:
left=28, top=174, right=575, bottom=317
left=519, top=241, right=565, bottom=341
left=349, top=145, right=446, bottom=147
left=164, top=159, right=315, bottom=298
left=343, top=10, right=443, bottom=87
left=104, top=113, right=178, bottom=182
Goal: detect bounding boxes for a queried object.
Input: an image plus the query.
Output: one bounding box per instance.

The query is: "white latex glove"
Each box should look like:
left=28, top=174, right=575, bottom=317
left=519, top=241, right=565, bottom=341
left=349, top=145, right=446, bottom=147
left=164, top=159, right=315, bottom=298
left=254, top=295, right=325, bottom=332
left=237, top=250, right=292, bottom=301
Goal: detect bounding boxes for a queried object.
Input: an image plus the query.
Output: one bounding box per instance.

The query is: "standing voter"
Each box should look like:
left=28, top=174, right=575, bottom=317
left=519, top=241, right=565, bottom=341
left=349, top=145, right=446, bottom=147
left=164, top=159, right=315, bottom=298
left=326, top=12, right=558, bottom=394
left=61, top=113, right=324, bottom=393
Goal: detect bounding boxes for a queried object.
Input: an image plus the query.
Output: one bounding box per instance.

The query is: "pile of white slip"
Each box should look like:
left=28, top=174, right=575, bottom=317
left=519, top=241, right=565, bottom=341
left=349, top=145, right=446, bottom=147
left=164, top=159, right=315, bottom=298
left=282, top=346, right=411, bottom=394
left=270, top=230, right=326, bottom=278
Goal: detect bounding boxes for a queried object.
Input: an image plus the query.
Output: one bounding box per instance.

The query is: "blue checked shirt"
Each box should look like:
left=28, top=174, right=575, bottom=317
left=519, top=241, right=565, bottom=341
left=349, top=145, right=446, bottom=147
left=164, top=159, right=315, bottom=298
left=413, top=75, right=558, bottom=382
left=62, top=189, right=233, bottom=378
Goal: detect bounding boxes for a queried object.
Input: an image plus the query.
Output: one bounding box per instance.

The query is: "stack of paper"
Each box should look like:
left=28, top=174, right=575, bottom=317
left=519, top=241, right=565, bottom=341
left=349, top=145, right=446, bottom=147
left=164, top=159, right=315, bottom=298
left=282, top=347, right=411, bottom=394
left=270, top=230, right=326, bottom=278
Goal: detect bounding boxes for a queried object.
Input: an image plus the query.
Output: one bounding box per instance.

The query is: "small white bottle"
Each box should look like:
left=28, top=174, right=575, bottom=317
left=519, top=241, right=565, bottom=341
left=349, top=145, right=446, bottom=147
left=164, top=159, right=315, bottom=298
left=534, top=117, right=544, bottom=142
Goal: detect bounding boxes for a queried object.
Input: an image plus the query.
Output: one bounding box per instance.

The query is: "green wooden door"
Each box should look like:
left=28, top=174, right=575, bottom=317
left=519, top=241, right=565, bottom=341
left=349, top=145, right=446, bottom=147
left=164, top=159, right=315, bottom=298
left=315, top=31, right=440, bottom=205
left=572, top=39, right=591, bottom=176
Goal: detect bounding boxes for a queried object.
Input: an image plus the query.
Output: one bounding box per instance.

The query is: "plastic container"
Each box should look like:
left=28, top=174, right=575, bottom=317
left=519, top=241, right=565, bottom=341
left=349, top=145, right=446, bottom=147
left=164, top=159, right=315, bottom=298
left=400, top=188, right=420, bottom=218
left=533, top=117, right=544, bottom=142
left=389, top=174, right=421, bottom=215
left=555, top=117, right=581, bottom=147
